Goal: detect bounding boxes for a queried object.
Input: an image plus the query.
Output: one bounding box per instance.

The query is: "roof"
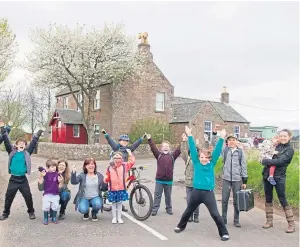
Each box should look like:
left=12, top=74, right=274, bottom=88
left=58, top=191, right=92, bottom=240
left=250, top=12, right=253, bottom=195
left=56, top=86, right=80, bottom=97
left=170, top=97, right=249, bottom=124
left=250, top=126, right=278, bottom=129
left=49, top=109, right=84, bottom=126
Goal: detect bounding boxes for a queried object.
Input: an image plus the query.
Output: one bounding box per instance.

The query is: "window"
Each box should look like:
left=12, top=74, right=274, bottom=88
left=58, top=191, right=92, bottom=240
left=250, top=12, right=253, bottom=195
left=94, top=89, right=100, bottom=110
left=77, top=93, right=83, bottom=111
left=63, top=97, right=68, bottom=109
left=233, top=125, right=240, bottom=138
left=156, top=92, right=165, bottom=111
left=94, top=124, right=100, bottom=144
left=73, top=125, right=80, bottom=137
left=204, top=121, right=212, bottom=141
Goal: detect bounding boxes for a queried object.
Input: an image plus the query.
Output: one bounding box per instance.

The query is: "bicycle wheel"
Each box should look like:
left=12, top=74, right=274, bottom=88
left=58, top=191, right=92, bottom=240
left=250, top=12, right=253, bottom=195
left=129, top=184, right=153, bottom=221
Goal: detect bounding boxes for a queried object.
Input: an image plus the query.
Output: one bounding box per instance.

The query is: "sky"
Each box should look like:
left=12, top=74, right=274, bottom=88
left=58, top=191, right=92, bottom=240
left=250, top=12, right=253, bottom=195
left=0, top=0, right=299, bottom=130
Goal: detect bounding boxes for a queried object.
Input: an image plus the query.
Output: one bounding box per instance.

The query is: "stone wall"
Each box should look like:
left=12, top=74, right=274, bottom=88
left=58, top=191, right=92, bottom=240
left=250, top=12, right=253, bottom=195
left=37, top=142, right=177, bottom=160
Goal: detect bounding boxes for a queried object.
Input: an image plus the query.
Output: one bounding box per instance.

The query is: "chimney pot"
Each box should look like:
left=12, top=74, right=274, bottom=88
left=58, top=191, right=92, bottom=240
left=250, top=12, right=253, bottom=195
left=221, top=86, right=229, bottom=104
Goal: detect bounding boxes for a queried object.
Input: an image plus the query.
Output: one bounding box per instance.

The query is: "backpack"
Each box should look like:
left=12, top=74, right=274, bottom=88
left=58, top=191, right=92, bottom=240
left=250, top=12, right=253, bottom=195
left=223, top=146, right=243, bottom=166
left=157, top=152, right=175, bottom=165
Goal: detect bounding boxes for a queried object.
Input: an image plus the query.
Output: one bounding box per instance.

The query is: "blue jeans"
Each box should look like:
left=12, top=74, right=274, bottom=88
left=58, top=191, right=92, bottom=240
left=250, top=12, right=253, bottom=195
left=59, top=191, right=71, bottom=212
left=78, top=196, right=102, bottom=215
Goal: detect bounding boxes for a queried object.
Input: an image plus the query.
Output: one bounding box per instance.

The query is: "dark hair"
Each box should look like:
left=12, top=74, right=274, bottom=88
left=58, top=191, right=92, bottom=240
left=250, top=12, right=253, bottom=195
left=58, top=158, right=70, bottom=184
left=83, top=158, right=97, bottom=174
left=280, top=129, right=293, bottom=137
left=46, top=159, right=58, bottom=170
left=16, top=137, right=27, bottom=145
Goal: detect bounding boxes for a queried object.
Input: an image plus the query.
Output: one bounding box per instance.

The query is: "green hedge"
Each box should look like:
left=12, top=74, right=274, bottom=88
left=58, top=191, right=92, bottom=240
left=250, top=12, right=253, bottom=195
left=215, top=151, right=299, bottom=208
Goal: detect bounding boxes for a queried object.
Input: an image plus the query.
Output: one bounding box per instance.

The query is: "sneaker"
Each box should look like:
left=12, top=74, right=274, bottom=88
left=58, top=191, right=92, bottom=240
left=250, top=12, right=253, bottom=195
left=268, top=176, right=276, bottom=185
left=188, top=216, right=193, bottom=222
left=83, top=213, right=89, bottom=220
left=151, top=211, right=157, bottom=216
left=58, top=213, right=65, bottom=220
left=221, top=234, right=230, bottom=241
left=0, top=214, right=8, bottom=221
left=92, top=214, right=98, bottom=222
left=234, top=222, right=241, bottom=227
left=29, top=213, right=36, bottom=220
left=118, top=217, right=124, bottom=224
left=112, top=218, right=117, bottom=224
left=193, top=217, right=199, bottom=223
left=166, top=211, right=173, bottom=215
left=174, top=227, right=183, bottom=233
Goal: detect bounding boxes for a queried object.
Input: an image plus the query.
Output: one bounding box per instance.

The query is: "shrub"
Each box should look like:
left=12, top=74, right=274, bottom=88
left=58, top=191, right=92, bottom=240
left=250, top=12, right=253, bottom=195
left=215, top=151, right=299, bottom=208
left=129, top=118, right=171, bottom=144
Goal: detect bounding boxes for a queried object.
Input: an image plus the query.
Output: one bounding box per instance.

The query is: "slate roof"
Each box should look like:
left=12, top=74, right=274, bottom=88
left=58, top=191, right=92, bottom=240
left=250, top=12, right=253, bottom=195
left=170, top=97, right=249, bottom=124
left=49, top=109, right=84, bottom=125
left=56, top=86, right=81, bottom=97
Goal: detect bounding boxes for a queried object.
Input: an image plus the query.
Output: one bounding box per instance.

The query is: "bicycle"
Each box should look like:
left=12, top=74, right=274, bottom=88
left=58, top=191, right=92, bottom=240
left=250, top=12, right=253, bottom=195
left=102, top=165, right=153, bottom=221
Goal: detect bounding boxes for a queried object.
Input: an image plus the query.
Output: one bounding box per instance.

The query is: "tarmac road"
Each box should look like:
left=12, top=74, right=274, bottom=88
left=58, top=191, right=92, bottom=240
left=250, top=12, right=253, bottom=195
left=0, top=152, right=298, bottom=247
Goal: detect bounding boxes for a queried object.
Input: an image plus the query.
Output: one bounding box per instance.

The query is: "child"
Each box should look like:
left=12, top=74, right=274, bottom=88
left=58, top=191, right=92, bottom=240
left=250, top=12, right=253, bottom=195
left=260, top=136, right=279, bottom=185
left=0, top=126, right=43, bottom=221
left=174, top=126, right=230, bottom=242
left=104, top=149, right=135, bottom=224
left=146, top=133, right=181, bottom=216
left=102, top=129, right=145, bottom=212
left=38, top=160, right=64, bottom=225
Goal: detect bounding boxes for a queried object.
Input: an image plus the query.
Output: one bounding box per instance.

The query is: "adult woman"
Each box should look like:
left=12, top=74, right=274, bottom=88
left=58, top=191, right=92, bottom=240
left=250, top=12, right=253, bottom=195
left=261, top=129, right=295, bottom=233
left=38, top=158, right=71, bottom=220
left=71, top=158, right=107, bottom=222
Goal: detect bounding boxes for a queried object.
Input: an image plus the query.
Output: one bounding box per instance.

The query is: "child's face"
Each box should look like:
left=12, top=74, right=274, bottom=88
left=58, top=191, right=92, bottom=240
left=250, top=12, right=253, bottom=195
left=227, top=137, right=238, bottom=148
left=161, top=142, right=170, bottom=154
left=199, top=152, right=210, bottom=165
left=48, top=165, right=57, bottom=173
left=272, top=136, right=280, bottom=145
left=58, top=162, right=66, bottom=173
left=16, top=141, right=26, bottom=152
left=113, top=154, right=123, bottom=165
left=119, top=140, right=129, bottom=146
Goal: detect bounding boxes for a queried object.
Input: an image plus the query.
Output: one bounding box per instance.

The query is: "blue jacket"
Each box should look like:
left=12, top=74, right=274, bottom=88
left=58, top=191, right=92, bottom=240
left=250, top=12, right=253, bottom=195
left=188, top=136, right=224, bottom=191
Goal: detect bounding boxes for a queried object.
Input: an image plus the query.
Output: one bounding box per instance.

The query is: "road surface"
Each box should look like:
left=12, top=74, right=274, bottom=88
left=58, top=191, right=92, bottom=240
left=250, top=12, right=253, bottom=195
left=0, top=152, right=298, bottom=247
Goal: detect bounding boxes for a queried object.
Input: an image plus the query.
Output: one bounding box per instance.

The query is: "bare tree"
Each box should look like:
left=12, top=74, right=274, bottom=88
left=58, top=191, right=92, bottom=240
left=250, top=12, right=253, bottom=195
left=26, top=23, right=144, bottom=144
left=0, top=19, right=17, bottom=82
left=24, top=87, right=47, bottom=135
left=0, top=85, right=27, bottom=128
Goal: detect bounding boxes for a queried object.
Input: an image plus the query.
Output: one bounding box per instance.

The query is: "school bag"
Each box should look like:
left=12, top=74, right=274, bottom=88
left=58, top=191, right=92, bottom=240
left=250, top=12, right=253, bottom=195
left=157, top=152, right=175, bottom=165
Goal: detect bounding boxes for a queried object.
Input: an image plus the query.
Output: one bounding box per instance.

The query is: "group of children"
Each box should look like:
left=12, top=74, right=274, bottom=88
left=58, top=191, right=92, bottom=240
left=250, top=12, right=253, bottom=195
left=0, top=120, right=283, bottom=241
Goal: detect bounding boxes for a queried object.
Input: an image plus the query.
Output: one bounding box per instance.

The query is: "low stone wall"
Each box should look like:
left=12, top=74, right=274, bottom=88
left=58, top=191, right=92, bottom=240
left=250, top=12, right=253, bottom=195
left=37, top=142, right=177, bottom=160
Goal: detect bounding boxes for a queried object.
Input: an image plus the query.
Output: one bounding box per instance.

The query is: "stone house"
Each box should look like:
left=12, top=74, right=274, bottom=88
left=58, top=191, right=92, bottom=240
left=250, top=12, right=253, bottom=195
left=53, top=39, right=250, bottom=145
left=170, top=89, right=250, bottom=144
left=54, top=42, right=174, bottom=144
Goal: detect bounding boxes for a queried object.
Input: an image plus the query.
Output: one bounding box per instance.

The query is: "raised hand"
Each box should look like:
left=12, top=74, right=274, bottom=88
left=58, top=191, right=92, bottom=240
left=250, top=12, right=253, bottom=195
left=203, top=134, right=209, bottom=141
left=143, top=133, right=147, bottom=139
left=126, top=149, right=132, bottom=155
left=36, top=130, right=44, bottom=137
left=146, top=133, right=151, bottom=140
left=213, top=124, right=221, bottom=133
left=219, top=129, right=226, bottom=139
left=40, top=170, right=46, bottom=177
left=72, top=165, right=76, bottom=172
left=58, top=174, right=64, bottom=183
left=185, top=126, right=192, bottom=136
left=101, top=129, right=106, bottom=134
left=182, top=133, right=188, bottom=142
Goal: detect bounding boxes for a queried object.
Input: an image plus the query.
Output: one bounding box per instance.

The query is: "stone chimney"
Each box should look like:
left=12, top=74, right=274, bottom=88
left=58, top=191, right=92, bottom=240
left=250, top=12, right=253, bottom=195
left=138, top=32, right=153, bottom=60
left=221, top=86, right=229, bottom=104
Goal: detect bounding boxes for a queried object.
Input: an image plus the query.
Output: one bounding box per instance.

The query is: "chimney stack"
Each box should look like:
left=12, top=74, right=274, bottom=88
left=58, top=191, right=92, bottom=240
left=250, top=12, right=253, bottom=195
left=221, top=86, right=229, bottom=104
left=138, top=32, right=153, bottom=60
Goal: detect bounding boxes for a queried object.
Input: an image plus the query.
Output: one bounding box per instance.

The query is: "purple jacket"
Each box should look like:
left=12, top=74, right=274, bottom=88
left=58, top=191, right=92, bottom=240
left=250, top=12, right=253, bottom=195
left=148, top=139, right=181, bottom=182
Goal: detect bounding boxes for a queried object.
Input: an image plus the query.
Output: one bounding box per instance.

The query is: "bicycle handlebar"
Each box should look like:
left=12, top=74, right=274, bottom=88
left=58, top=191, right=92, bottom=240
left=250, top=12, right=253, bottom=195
left=130, top=166, right=147, bottom=171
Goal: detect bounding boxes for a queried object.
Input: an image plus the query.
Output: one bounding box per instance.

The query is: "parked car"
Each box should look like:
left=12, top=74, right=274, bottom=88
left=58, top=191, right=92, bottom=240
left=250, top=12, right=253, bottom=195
left=238, top=138, right=253, bottom=149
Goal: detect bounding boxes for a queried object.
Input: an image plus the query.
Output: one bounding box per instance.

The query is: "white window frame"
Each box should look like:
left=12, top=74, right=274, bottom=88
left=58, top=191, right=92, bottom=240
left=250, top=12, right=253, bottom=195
left=94, top=124, right=100, bottom=144
left=156, top=92, right=165, bottom=111
left=204, top=121, right=212, bottom=141
left=73, top=125, right=80, bottom=138
left=63, top=96, right=68, bottom=109
left=76, top=93, right=82, bottom=111
left=94, top=89, right=100, bottom=110
left=233, top=125, right=240, bottom=139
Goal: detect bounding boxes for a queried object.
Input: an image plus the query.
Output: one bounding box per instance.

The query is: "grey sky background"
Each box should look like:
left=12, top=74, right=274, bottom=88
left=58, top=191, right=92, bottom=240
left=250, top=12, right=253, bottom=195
left=0, top=1, right=299, bottom=130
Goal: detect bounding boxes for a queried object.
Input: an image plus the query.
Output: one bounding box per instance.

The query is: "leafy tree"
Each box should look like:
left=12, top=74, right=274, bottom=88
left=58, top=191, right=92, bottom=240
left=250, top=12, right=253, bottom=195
left=9, top=128, right=25, bottom=141
left=129, top=118, right=171, bottom=144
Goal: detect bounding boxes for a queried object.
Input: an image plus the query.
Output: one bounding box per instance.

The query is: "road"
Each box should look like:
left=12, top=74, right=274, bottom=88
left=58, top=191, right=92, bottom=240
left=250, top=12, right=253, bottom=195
left=0, top=151, right=298, bottom=247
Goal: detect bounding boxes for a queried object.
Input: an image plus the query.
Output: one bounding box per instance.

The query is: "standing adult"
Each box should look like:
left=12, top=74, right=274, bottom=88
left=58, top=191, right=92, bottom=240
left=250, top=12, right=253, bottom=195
left=261, top=129, right=295, bottom=233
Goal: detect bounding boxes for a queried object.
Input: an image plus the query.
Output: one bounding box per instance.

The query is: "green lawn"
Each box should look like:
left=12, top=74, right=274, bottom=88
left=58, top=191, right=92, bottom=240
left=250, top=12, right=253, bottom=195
left=215, top=151, right=299, bottom=208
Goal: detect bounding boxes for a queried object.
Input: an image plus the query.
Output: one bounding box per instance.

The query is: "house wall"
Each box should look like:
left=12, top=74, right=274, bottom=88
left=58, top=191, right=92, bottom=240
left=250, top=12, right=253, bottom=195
left=50, top=118, right=66, bottom=143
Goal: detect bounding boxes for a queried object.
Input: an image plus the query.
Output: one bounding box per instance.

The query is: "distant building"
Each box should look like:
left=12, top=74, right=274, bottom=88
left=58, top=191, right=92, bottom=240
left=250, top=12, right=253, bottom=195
left=250, top=126, right=278, bottom=139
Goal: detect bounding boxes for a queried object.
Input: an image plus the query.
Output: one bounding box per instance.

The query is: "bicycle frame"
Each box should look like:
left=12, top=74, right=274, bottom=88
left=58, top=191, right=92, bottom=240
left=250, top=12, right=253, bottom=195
left=126, top=166, right=143, bottom=189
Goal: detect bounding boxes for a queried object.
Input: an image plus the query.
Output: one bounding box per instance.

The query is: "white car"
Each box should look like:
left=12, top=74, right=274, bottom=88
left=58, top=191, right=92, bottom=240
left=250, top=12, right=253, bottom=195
left=238, top=138, right=254, bottom=149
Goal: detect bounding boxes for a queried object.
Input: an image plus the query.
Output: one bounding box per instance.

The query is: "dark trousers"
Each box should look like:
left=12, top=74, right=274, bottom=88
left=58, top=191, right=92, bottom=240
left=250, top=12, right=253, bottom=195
left=221, top=179, right=241, bottom=223
left=186, top=187, right=199, bottom=217
left=263, top=178, right=288, bottom=207
left=152, top=182, right=172, bottom=212
left=177, top=189, right=228, bottom=237
left=3, top=175, right=34, bottom=216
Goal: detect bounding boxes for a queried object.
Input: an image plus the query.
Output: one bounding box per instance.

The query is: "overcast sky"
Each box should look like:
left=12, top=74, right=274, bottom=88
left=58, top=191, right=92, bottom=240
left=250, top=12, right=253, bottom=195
left=0, top=1, right=299, bottom=130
